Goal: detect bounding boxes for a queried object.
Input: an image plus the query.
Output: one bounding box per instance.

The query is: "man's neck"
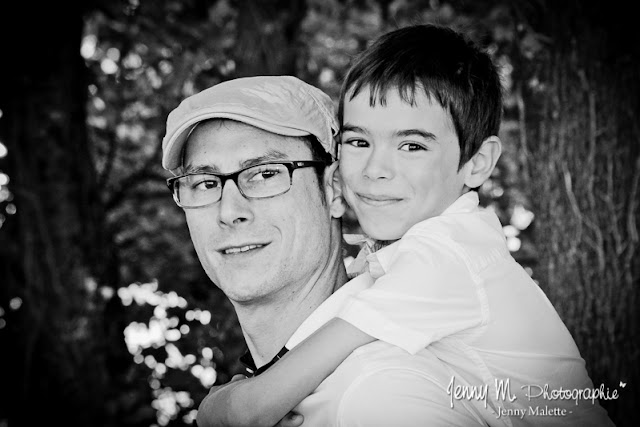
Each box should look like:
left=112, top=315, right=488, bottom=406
left=234, top=228, right=348, bottom=368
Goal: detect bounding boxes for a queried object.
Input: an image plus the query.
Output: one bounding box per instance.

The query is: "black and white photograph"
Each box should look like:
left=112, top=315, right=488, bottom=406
left=0, top=1, right=637, bottom=426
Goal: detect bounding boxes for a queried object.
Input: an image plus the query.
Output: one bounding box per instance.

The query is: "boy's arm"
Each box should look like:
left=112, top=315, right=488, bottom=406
left=195, top=318, right=375, bottom=427
left=196, top=375, right=303, bottom=427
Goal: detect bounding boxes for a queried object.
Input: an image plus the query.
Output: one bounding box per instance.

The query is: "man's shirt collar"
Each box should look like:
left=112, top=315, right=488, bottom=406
left=239, top=345, right=290, bottom=377
left=238, top=274, right=373, bottom=376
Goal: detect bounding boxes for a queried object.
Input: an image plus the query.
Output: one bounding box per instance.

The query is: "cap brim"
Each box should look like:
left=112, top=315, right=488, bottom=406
left=162, top=111, right=311, bottom=173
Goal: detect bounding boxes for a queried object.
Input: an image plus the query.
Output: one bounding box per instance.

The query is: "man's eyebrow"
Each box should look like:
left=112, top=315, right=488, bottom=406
left=183, top=149, right=291, bottom=174
left=239, top=149, right=290, bottom=168
left=184, top=164, right=219, bottom=174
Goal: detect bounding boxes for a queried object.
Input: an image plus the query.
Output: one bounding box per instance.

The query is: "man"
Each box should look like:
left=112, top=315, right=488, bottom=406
left=162, top=75, right=486, bottom=426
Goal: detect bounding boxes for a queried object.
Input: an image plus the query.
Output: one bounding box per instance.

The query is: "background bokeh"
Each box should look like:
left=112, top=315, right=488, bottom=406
left=1, top=1, right=638, bottom=426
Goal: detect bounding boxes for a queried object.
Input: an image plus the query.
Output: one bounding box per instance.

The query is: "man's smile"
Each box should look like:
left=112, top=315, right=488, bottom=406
left=218, top=242, right=270, bottom=255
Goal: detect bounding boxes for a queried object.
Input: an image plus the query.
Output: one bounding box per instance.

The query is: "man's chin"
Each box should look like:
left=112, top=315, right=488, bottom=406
left=216, top=278, right=274, bottom=304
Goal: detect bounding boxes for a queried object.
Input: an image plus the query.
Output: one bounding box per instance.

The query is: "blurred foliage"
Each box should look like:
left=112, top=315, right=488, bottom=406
left=0, top=0, right=636, bottom=426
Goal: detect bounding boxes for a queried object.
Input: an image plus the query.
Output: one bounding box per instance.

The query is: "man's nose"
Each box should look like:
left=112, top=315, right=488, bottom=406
left=217, top=179, right=254, bottom=227
left=363, top=145, right=394, bottom=180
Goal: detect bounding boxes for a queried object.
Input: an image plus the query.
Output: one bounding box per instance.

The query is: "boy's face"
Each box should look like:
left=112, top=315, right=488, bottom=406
left=339, top=87, right=468, bottom=240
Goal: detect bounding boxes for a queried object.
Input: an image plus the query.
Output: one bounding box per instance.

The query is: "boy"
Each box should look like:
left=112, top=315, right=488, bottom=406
left=198, top=24, right=614, bottom=427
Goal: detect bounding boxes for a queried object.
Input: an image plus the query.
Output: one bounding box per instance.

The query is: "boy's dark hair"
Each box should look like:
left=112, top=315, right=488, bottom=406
left=338, top=24, right=503, bottom=169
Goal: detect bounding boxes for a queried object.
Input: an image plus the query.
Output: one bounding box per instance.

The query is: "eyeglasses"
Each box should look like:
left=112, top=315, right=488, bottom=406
left=166, top=160, right=326, bottom=209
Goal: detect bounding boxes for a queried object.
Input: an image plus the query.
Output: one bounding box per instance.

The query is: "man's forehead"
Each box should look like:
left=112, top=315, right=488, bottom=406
left=183, top=149, right=292, bottom=173
left=182, top=120, right=312, bottom=172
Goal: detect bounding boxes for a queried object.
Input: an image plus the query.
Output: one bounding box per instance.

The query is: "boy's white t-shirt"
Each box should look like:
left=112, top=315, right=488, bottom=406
left=337, top=191, right=615, bottom=426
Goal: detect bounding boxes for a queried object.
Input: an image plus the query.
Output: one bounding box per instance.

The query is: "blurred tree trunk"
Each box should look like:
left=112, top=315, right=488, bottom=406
left=513, top=1, right=639, bottom=425
left=0, top=2, right=130, bottom=426
left=234, top=0, right=308, bottom=76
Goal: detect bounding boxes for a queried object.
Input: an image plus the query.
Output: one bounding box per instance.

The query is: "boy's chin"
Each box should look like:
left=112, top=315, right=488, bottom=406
left=362, top=225, right=405, bottom=242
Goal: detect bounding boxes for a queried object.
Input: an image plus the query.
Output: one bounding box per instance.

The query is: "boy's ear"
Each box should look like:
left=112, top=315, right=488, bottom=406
left=323, top=161, right=347, bottom=219
left=463, top=136, right=502, bottom=189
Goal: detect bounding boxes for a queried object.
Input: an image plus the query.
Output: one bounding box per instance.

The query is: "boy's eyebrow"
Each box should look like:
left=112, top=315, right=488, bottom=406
left=184, top=149, right=290, bottom=174
left=341, top=124, right=438, bottom=142
left=396, top=129, right=437, bottom=141
left=341, top=124, right=368, bottom=134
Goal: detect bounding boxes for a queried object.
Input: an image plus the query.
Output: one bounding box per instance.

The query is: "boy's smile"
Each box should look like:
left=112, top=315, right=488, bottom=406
left=339, top=87, right=470, bottom=240
left=355, top=192, right=403, bottom=206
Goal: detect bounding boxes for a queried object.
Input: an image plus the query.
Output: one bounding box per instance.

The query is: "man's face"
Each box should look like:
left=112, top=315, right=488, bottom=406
left=339, top=87, right=467, bottom=240
left=183, top=120, right=333, bottom=303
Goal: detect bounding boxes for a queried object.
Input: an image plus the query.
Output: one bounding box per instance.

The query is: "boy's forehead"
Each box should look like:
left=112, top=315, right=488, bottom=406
left=345, top=82, right=435, bottom=108
left=343, top=86, right=446, bottom=118
left=341, top=87, right=457, bottom=144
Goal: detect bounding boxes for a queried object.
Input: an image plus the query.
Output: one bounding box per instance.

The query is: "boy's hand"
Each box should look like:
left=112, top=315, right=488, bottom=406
left=274, top=412, right=304, bottom=427
left=227, top=375, right=304, bottom=427
left=196, top=374, right=248, bottom=427
left=198, top=373, right=305, bottom=427
left=205, top=373, right=247, bottom=396
left=229, top=373, right=248, bottom=383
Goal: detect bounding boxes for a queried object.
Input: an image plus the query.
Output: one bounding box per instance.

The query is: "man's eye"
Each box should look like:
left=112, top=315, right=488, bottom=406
left=192, top=179, right=221, bottom=191
left=343, top=139, right=369, bottom=148
left=399, top=142, right=427, bottom=152
left=248, top=168, right=281, bottom=182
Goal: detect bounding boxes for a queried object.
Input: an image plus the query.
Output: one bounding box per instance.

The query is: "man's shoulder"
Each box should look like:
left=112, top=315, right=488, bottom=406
left=296, top=342, right=485, bottom=427
left=334, top=341, right=455, bottom=398
left=342, top=340, right=447, bottom=374
left=300, top=341, right=445, bottom=405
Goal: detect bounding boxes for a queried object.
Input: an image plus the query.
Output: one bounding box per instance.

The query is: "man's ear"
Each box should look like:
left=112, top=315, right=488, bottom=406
left=323, top=161, right=347, bottom=218
left=463, top=136, right=502, bottom=189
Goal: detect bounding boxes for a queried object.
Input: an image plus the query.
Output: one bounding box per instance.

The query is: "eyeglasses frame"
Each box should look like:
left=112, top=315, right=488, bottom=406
left=166, top=160, right=327, bottom=209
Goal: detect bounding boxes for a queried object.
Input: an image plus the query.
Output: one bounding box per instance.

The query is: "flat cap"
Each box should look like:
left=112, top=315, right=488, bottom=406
left=162, top=75, right=339, bottom=172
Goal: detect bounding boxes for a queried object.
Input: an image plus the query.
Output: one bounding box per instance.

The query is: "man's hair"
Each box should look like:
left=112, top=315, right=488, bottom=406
left=303, top=135, right=333, bottom=201
left=338, top=24, right=503, bottom=169
left=306, top=135, right=333, bottom=167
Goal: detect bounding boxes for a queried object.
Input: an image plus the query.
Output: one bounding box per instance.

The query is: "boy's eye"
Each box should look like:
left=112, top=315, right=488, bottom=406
left=399, top=142, right=427, bottom=152
left=343, top=139, right=369, bottom=148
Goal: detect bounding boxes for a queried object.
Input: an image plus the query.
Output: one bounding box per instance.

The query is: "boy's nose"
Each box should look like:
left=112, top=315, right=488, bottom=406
left=363, top=147, right=394, bottom=180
